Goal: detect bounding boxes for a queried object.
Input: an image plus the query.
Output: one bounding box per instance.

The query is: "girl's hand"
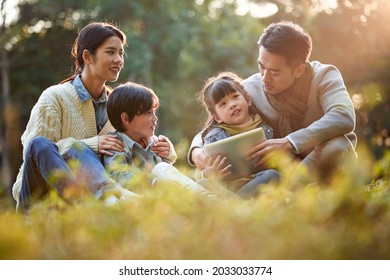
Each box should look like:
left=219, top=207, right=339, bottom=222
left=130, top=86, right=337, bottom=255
left=202, top=155, right=232, bottom=179
left=98, top=135, right=125, bottom=156
left=151, top=135, right=171, bottom=159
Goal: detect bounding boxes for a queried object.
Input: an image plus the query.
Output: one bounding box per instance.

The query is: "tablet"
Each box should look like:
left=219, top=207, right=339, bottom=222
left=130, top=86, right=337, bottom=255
left=203, top=127, right=266, bottom=180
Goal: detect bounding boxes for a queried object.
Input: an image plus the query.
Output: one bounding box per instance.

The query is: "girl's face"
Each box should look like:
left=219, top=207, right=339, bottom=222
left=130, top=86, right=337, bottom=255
left=213, top=91, right=252, bottom=126
left=126, top=107, right=158, bottom=144
left=85, top=36, right=124, bottom=83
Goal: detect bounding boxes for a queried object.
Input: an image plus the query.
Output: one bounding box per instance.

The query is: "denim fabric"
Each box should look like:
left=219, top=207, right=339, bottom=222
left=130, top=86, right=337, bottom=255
left=235, top=169, right=280, bottom=199
left=18, top=136, right=115, bottom=211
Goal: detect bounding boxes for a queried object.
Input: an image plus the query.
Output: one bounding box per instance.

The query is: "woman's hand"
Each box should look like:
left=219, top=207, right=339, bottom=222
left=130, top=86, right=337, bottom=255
left=98, top=134, right=125, bottom=156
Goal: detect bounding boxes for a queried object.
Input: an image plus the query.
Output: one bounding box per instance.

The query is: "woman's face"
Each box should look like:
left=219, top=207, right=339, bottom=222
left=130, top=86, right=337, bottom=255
left=85, top=36, right=124, bottom=83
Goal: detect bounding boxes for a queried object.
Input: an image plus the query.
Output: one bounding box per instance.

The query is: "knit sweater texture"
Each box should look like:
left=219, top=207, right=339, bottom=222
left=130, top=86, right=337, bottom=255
left=12, top=82, right=115, bottom=202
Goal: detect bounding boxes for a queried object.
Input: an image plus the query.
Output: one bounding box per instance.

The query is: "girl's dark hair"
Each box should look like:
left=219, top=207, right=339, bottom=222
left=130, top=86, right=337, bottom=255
left=61, top=22, right=126, bottom=84
left=107, top=82, right=159, bottom=132
left=198, top=71, right=258, bottom=139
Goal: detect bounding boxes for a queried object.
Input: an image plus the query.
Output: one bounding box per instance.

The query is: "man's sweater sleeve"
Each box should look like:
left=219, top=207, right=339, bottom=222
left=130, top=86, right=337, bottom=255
left=287, top=65, right=355, bottom=154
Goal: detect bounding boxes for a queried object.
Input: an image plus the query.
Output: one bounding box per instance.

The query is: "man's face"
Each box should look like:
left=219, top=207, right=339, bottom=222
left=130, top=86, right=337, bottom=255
left=257, top=46, right=303, bottom=95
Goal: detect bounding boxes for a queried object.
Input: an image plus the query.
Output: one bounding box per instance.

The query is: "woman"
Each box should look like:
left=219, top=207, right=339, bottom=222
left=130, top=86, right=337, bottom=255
left=13, top=22, right=176, bottom=211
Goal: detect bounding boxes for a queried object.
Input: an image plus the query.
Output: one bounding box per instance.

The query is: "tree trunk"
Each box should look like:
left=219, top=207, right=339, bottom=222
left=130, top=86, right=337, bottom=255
left=1, top=46, right=14, bottom=203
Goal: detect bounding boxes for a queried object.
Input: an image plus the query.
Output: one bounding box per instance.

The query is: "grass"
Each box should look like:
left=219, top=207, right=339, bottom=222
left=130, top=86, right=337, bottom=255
left=0, top=144, right=389, bottom=260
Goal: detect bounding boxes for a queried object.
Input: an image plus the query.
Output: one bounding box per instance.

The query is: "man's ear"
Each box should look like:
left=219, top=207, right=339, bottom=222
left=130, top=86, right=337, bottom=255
left=294, top=63, right=306, bottom=78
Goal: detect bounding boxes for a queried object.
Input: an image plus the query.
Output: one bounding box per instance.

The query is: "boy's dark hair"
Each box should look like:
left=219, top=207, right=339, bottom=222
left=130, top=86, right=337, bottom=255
left=258, top=21, right=312, bottom=67
left=107, top=82, right=159, bottom=132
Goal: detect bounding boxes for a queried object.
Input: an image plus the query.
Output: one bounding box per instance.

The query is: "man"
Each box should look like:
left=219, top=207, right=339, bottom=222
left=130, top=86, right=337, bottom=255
left=189, top=21, right=357, bottom=181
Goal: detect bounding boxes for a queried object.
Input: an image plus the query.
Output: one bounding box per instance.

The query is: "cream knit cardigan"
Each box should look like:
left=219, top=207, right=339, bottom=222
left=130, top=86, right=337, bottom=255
left=12, top=82, right=115, bottom=202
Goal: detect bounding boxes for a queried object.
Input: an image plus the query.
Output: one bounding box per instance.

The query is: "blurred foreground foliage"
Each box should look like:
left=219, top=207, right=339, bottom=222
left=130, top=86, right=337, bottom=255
left=1, top=0, right=390, bottom=260
left=0, top=143, right=389, bottom=260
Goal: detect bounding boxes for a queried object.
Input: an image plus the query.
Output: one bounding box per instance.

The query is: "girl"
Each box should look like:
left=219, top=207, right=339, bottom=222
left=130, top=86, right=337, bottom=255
left=13, top=22, right=175, bottom=211
left=197, top=71, right=279, bottom=199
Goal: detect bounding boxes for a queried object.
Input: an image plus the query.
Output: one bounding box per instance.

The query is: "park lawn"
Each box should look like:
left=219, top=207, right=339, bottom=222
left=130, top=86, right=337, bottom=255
left=0, top=148, right=389, bottom=260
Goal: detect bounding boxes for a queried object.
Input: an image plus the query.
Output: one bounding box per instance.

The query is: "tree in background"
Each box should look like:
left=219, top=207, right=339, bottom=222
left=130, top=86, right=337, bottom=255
left=1, top=0, right=22, bottom=201
left=1, top=0, right=390, bottom=201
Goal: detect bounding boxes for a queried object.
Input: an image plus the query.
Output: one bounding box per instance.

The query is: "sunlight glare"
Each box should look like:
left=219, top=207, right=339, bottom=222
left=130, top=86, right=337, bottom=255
left=0, top=0, right=19, bottom=26
left=235, top=0, right=278, bottom=18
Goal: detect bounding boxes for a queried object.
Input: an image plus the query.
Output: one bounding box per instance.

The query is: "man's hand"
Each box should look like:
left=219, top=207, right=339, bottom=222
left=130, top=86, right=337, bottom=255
left=247, top=137, right=294, bottom=168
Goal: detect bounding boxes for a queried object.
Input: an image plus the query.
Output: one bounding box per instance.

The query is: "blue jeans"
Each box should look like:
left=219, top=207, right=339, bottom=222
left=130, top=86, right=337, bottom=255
left=18, top=136, right=115, bottom=211
left=198, top=169, right=280, bottom=199
left=235, top=169, right=280, bottom=199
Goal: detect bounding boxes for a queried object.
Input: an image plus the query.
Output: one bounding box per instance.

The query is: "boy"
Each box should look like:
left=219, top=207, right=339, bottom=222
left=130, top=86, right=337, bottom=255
left=103, top=81, right=215, bottom=198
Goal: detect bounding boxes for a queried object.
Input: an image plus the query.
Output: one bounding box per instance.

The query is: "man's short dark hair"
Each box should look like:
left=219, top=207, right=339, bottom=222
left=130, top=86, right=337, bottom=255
left=258, top=21, right=312, bottom=67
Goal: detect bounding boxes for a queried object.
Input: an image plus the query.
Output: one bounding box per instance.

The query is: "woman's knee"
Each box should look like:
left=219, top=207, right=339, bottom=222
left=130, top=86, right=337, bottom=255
left=66, top=141, right=96, bottom=160
left=27, top=136, right=57, bottom=157
left=70, top=141, right=90, bottom=152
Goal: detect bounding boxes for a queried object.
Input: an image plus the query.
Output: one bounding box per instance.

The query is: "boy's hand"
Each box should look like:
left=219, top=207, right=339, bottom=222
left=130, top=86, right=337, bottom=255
left=202, top=155, right=231, bottom=179
left=152, top=135, right=171, bottom=159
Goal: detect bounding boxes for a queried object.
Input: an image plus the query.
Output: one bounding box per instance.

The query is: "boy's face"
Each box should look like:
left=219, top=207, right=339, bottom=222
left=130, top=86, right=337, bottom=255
left=125, top=108, right=158, bottom=143
left=213, top=91, right=252, bottom=126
